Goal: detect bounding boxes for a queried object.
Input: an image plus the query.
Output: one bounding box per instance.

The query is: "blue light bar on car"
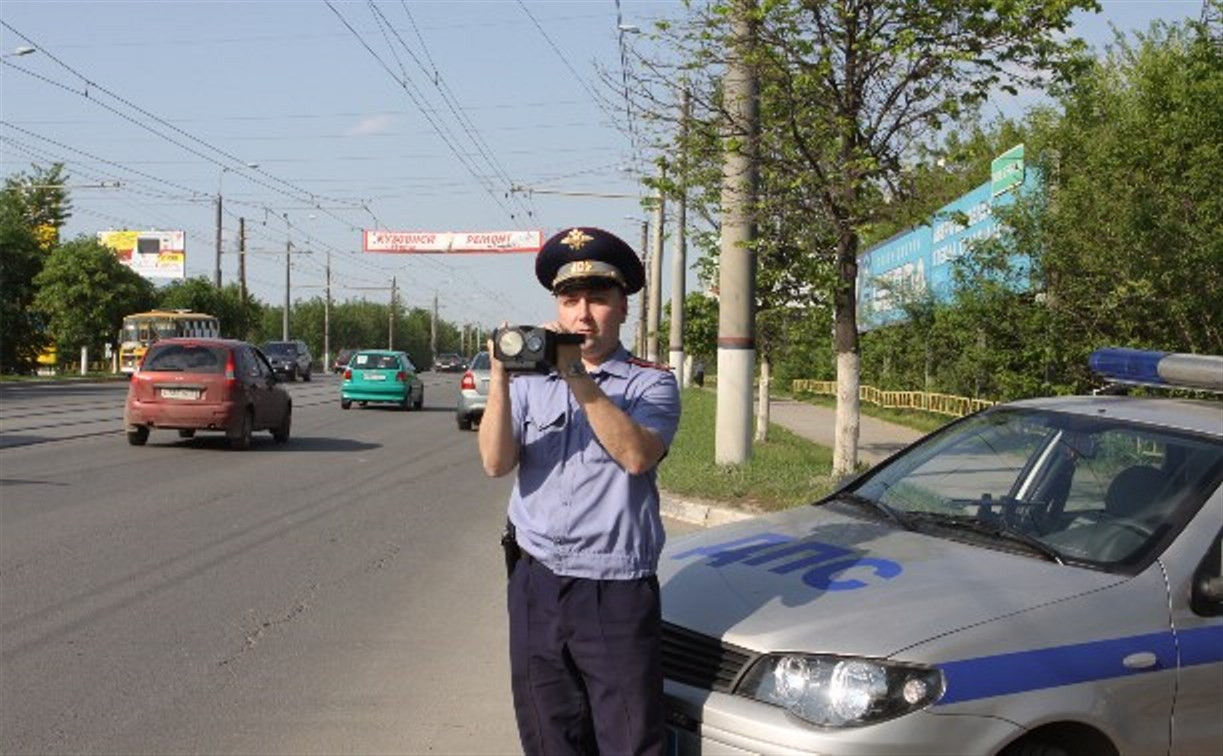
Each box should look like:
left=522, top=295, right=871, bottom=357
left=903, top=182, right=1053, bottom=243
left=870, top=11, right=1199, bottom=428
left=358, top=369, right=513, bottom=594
left=1090, top=348, right=1223, bottom=393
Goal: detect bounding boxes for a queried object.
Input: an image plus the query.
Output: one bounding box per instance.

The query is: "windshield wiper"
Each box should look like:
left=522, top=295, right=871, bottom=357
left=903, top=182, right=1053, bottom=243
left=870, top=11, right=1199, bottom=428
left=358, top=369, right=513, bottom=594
left=905, top=512, right=1065, bottom=564
left=833, top=493, right=915, bottom=530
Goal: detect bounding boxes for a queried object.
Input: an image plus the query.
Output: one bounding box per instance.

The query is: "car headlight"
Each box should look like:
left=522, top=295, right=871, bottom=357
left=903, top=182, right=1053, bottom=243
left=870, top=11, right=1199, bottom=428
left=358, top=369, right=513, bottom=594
left=736, top=654, right=944, bottom=727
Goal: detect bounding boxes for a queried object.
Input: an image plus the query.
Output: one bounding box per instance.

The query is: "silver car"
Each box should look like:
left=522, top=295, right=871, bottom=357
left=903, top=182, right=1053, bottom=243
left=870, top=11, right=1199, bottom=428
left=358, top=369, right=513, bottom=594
left=660, top=348, right=1223, bottom=756
left=456, top=351, right=490, bottom=430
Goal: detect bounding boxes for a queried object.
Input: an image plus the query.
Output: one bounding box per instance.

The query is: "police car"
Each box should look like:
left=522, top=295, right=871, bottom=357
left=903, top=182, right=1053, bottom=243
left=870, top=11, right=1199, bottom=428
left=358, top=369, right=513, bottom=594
left=659, top=348, right=1222, bottom=756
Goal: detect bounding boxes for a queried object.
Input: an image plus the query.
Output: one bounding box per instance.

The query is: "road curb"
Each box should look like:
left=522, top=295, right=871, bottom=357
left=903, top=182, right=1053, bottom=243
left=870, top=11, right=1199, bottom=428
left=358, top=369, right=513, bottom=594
left=660, top=492, right=756, bottom=528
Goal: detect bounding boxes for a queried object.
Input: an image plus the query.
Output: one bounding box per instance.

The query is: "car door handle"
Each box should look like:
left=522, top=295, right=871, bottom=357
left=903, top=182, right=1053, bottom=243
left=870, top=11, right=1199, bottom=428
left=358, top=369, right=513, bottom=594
left=1122, top=652, right=1158, bottom=670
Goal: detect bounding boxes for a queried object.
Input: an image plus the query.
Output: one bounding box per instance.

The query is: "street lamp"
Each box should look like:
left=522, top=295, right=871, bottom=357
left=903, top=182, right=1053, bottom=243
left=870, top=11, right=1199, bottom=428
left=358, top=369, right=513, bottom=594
left=215, top=162, right=259, bottom=288
left=1, top=46, right=36, bottom=59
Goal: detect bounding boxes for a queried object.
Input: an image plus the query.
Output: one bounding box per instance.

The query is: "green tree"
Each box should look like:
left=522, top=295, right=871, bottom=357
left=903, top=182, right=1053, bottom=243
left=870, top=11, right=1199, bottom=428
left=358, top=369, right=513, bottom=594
left=939, top=16, right=1223, bottom=397
left=33, top=237, right=156, bottom=363
left=645, top=0, right=1095, bottom=474
left=0, top=188, right=47, bottom=372
left=3, top=162, right=73, bottom=248
left=158, top=277, right=262, bottom=340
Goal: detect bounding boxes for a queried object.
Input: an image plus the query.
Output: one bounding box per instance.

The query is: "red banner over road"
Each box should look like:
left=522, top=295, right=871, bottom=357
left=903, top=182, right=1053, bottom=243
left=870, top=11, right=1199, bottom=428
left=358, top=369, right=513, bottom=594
left=363, top=229, right=543, bottom=254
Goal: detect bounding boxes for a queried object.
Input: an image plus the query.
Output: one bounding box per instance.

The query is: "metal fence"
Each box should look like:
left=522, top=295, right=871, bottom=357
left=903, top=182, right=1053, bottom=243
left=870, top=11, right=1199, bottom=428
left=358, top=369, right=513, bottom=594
left=791, top=380, right=995, bottom=418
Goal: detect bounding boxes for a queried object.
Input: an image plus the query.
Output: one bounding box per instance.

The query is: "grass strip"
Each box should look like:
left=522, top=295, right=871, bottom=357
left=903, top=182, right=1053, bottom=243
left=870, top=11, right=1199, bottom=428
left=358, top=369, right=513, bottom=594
left=659, top=388, right=837, bottom=513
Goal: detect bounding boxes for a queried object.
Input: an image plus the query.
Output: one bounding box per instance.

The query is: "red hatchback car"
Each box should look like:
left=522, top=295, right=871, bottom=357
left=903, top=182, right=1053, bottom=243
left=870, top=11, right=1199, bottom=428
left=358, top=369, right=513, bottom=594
left=124, top=338, right=292, bottom=450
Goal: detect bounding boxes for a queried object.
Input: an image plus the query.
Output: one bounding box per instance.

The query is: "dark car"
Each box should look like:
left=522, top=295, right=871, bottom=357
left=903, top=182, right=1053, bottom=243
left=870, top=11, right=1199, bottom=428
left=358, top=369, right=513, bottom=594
left=261, top=339, right=313, bottom=382
left=433, top=352, right=467, bottom=372
left=332, top=348, right=356, bottom=374
left=124, top=338, right=291, bottom=450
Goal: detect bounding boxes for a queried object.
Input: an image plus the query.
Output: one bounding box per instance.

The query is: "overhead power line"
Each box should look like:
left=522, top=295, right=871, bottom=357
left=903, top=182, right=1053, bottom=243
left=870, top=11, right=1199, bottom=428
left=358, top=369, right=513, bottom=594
left=325, top=0, right=530, bottom=227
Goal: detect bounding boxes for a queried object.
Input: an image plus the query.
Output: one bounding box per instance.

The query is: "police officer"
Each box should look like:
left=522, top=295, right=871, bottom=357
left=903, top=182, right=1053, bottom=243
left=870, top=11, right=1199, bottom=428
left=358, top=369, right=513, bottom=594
left=479, top=227, right=681, bottom=755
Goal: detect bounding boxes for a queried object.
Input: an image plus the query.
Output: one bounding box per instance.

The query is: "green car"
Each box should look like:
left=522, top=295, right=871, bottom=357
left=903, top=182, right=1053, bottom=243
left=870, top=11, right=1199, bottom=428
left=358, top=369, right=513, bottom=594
left=340, top=350, right=424, bottom=411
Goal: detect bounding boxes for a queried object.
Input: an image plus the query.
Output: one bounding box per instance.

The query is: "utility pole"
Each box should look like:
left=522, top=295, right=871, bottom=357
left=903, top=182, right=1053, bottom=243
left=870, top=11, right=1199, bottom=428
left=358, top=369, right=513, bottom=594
left=214, top=192, right=224, bottom=288
left=282, top=214, right=291, bottom=340
left=646, top=181, right=666, bottom=362
left=388, top=276, right=397, bottom=349
left=716, top=0, right=760, bottom=465
left=323, top=252, right=332, bottom=371
left=669, top=86, right=691, bottom=383
left=238, top=217, right=247, bottom=304
left=635, top=219, right=649, bottom=356
left=431, top=292, right=439, bottom=358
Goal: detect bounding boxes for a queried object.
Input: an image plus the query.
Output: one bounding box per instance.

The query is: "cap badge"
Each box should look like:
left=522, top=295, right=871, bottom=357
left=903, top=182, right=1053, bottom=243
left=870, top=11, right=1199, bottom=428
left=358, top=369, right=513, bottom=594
left=560, top=228, right=594, bottom=251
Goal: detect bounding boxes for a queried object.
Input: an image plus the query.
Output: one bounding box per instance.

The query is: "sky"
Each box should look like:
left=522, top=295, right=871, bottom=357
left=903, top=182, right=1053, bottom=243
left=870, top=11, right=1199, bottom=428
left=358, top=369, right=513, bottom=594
left=0, top=0, right=1206, bottom=340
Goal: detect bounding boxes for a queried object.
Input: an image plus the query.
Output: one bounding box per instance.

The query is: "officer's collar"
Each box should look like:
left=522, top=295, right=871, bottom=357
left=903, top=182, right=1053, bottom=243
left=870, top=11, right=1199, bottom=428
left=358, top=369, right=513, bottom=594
left=548, top=343, right=630, bottom=380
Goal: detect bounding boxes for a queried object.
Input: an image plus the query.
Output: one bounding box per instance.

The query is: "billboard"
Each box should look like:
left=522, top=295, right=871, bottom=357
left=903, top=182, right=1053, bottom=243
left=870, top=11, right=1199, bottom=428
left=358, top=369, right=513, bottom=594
left=98, top=229, right=186, bottom=280
left=857, top=150, right=1039, bottom=331
left=363, top=229, right=543, bottom=254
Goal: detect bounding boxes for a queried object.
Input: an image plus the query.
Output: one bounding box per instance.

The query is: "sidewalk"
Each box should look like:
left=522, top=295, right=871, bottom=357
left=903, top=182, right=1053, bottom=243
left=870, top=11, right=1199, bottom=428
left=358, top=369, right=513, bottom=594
left=661, top=397, right=924, bottom=528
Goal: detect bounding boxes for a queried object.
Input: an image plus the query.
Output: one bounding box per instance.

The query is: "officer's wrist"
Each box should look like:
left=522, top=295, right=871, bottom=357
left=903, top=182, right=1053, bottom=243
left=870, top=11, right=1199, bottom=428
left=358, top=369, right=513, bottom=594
left=563, top=361, right=588, bottom=379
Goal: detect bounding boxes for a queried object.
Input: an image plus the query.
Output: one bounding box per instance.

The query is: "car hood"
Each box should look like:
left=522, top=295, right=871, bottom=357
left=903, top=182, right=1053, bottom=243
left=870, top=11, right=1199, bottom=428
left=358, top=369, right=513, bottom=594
left=659, top=503, right=1125, bottom=658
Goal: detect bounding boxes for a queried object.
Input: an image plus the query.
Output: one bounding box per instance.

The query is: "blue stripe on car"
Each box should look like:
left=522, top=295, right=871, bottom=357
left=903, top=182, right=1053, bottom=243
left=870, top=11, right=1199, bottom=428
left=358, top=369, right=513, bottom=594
left=936, top=625, right=1222, bottom=705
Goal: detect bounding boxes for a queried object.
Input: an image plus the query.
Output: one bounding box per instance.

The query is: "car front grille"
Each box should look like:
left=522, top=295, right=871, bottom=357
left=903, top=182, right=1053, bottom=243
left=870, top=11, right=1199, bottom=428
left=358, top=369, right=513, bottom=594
left=662, top=622, right=756, bottom=693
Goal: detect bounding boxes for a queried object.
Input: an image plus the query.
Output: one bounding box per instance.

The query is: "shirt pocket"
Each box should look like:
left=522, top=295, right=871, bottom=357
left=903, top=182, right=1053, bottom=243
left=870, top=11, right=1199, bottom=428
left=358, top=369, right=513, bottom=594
left=521, top=409, right=567, bottom=470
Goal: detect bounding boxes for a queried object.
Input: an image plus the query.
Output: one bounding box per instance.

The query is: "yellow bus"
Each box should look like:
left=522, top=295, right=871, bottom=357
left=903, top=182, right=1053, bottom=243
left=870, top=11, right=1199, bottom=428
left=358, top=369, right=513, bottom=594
left=118, top=310, right=220, bottom=374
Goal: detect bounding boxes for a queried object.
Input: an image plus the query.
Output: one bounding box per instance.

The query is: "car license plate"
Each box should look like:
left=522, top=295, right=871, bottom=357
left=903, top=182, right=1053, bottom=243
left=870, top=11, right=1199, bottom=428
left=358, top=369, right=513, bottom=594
left=160, top=388, right=200, bottom=400
left=365, top=373, right=386, bottom=381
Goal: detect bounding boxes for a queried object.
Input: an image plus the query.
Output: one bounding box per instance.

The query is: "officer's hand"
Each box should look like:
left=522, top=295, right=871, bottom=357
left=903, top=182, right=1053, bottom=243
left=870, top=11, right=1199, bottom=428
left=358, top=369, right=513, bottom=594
left=540, top=321, right=584, bottom=377
left=488, top=322, right=509, bottom=380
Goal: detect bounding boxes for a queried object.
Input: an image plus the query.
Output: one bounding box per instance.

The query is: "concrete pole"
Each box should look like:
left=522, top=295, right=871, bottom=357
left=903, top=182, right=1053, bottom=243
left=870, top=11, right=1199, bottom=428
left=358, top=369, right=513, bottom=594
left=636, top=220, right=649, bottom=355
left=715, top=0, right=760, bottom=465
left=669, top=87, right=691, bottom=380
left=431, top=292, right=438, bottom=357
left=323, top=252, right=331, bottom=370
left=238, top=217, right=247, bottom=305
left=282, top=214, right=290, bottom=340
left=388, top=276, right=396, bottom=349
left=646, top=183, right=666, bottom=362
left=213, top=192, right=223, bottom=288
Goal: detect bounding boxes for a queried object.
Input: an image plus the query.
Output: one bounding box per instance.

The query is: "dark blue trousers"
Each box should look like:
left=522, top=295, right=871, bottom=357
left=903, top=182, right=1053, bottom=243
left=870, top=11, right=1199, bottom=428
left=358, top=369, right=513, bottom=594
left=508, top=555, right=664, bottom=756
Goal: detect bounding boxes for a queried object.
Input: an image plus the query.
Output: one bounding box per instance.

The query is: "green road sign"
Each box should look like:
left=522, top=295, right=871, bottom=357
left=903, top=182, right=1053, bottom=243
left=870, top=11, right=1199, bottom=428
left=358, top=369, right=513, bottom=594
left=991, top=144, right=1025, bottom=197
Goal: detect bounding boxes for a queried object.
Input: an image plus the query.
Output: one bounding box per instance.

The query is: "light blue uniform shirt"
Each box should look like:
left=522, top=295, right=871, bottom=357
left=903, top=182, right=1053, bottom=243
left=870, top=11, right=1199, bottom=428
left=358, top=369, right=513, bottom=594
left=508, top=344, right=681, bottom=580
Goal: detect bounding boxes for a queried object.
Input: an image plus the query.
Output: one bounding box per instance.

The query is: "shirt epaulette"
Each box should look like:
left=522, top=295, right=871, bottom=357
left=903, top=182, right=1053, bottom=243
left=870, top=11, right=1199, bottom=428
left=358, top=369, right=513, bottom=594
left=627, top=356, right=671, bottom=371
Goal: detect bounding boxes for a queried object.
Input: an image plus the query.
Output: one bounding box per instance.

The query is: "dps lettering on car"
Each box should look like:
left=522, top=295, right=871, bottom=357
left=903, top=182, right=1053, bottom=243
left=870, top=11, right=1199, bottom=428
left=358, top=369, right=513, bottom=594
left=672, top=532, right=903, bottom=591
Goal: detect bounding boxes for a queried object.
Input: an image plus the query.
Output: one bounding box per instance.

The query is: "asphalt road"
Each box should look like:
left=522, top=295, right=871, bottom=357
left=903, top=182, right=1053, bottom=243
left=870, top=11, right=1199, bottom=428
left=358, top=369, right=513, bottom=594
left=0, top=372, right=698, bottom=754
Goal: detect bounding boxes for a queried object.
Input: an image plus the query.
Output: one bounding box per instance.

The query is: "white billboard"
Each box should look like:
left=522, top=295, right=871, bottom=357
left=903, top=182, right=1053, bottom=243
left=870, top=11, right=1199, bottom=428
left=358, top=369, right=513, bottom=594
left=97, top=229, right=186, bottom=280
left=363, top=229, right=543, bottom=254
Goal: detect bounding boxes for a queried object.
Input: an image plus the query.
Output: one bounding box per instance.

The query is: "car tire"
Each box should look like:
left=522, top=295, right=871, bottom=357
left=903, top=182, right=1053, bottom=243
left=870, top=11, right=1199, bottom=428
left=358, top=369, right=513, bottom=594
left=272, top=405, right=291, bottom=443
left=229, top=409, right=253, bottom=451
left=177, top=429, right=196, bottom=439
left=400, top=394, right=412, bottom=411
left=303, top=368, right=312, bottom=382
left=289, top=366, right=298, bottom=382
left=341, top=399, right=352, bottom=410
left=127, top=426, right=149, bottom=446
left=457, top=415, right=472, bottom=431
left=413, top=389, right=424, bottom=410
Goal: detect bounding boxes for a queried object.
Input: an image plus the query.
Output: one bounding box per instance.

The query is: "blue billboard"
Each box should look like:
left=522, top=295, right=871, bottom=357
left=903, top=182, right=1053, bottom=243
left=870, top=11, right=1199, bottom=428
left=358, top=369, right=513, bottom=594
left=857, top=153, right=1040, bottom=331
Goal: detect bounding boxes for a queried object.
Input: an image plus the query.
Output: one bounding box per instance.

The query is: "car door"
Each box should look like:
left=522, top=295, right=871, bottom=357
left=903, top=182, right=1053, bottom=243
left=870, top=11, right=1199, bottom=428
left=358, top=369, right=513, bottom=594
left=400, top=353, right=421, bottom=401
left=1168, top=522, right=1223, bottom=754
left=244, top=346, right=277, bottom=428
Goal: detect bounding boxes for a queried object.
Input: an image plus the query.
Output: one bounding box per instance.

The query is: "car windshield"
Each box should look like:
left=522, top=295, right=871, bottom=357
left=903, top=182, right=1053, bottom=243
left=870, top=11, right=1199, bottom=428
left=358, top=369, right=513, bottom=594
left=143, top=344, right=226, bottom=374
left=470, top=352, right=490, bottom=370
left=352, top=353, right=400, bottom=370
left=262, top=343, right=294, bottom=355
left=843, top=407, right=1223, bottom=573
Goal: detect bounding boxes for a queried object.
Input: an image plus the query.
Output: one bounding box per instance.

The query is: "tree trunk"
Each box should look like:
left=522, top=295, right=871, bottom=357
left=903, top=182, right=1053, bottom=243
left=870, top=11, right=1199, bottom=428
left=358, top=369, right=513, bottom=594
left=755, top=355, right=771, bottom=443
left=832, top=226, right=861, bottom=479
